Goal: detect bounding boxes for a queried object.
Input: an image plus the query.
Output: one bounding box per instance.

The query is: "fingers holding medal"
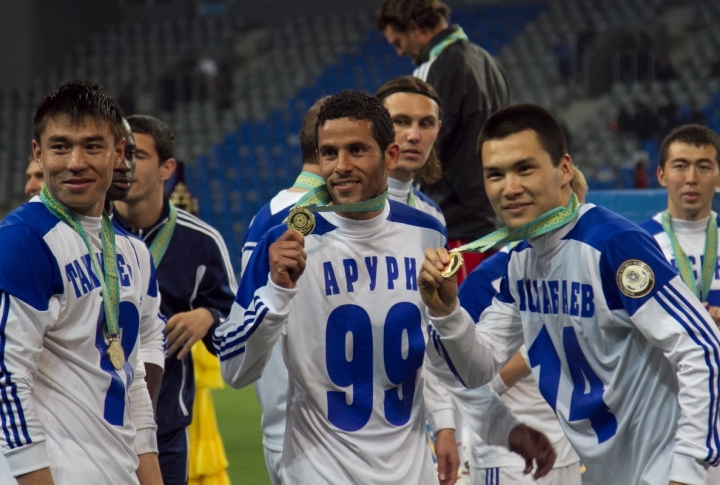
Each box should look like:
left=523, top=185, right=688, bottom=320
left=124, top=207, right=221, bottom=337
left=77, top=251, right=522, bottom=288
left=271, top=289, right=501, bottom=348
left=270, top=228, right=307, bottom=289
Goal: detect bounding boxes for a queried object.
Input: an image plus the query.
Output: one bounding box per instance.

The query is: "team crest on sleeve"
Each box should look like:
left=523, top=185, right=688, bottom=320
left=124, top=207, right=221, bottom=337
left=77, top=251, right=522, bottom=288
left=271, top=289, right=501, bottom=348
left=616, top=260, right=655, bottom=298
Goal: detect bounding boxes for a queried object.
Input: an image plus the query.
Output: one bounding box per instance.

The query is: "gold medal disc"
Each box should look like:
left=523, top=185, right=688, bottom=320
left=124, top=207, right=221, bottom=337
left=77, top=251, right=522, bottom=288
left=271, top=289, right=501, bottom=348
left=287, top=206, right=315, bottom=236
left=107, top=339, right=125, bottom=370
left=441, top=251, right=464, bottom=278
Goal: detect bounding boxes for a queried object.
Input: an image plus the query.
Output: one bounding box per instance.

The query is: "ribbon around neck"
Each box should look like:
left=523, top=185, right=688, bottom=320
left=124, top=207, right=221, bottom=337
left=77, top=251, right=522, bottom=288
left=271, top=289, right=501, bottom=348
left=453, top=192, right=581, bottom=254
left=39, top=185, right=121, bottom=337
left=149, top=201, right=178, bottom=267
left=661, top=210, right=718, bottom=302
left=292, top=172, right=325, bottom=191
left=293, top=184, right=388, bottom=215
left=428, top=26, right=469, bottom=61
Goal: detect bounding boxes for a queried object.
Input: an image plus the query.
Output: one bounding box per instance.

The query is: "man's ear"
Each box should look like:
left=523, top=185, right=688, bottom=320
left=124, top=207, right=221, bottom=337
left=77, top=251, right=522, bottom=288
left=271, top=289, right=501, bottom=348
left=657, top=165, right=667, bottom=187
left=160, top=158, right=177, bottom=182
left=32, top=140, right=42, bottom=169
left=385, top=142, right=400, bottom=171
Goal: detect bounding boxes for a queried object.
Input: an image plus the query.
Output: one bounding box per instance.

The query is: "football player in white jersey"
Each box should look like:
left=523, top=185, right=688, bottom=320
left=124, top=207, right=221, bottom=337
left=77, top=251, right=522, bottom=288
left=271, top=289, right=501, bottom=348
left=376, top=76, right=446, bottom=225
left=640, top=124, right=720, bottom=485
left=215, top=91, right=555, bottom=485
left=0, top=81, right=162, bottom=485
left=456, top=168, right=587, bottom=485
left=420, top=103, right=720, bottom=485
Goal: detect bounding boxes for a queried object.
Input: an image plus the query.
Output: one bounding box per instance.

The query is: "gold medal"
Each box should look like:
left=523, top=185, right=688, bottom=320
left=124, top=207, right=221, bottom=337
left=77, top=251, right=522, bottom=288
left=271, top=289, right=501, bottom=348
left=287, top=206, right=315, bottom=236
left=107, top=338, right=125, bottom=370
left=441, top=250, right=464, bottom=279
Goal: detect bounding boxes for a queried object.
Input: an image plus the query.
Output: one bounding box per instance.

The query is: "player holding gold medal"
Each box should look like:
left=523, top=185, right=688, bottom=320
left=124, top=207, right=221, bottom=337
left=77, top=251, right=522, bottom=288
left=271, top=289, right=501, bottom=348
left=421, top=104, right=720, bottom=485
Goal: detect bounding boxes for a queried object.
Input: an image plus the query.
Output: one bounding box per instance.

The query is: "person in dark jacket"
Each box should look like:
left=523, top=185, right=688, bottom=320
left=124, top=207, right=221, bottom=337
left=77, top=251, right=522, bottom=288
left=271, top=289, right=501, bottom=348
left=113, top=115, right=237, bottom=485
left=377, top=0, right=510, bottom=282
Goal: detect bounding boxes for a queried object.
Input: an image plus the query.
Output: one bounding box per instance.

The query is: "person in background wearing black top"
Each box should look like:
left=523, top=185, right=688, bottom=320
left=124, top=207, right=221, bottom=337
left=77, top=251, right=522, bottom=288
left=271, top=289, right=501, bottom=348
left=112, top=115, right=237, bottom=485
left=377, top=0, right=510, bottom=283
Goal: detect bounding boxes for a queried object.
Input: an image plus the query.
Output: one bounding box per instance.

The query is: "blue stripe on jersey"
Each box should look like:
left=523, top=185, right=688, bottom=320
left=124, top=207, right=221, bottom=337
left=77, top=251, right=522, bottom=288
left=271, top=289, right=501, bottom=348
left=387, top=200, right=447, bottom=236
left=413, top=188, right=443, bottom=213
left=0, top=292, right=31, bottom=449
left=148, top=256, right=158, bottom=298
left=655, top=285, right=720, bottom=463
left=459, top=251, right=508, bottom=322
left=638, top=217, right=662, bottom=235
left=242, top=201, right=291, bottom=248
left=429, top=325, right=467, bottom=388
left=496, top=273, right=515, bottom=306
left=563, top=206, right=642, bottom=252
left=0, top=223, right=64, bottom=312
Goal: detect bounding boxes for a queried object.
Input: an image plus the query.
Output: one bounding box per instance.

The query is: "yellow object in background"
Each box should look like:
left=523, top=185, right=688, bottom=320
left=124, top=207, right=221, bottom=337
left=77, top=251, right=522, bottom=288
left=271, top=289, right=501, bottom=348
left=188, top=342, right=231, bottom=485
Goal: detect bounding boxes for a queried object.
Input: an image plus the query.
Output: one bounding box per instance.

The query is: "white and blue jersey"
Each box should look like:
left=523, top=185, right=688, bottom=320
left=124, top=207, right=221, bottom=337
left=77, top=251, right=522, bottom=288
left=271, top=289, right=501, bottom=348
left=387, top=177, right=446, bottom=226
left=216, top=201, right=520, bottom=484
left=458, top=247, right=580, bottom=473
left=0, top=200, right=157, bottom=485
left=428, top=204, right=720, bottom=485
left=640, top=212, right=720, bottom=306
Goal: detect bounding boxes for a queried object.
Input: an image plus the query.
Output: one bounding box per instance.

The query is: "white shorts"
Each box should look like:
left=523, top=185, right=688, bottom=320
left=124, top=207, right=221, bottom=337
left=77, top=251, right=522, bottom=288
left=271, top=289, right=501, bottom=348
left=264, top=447, right=283, bottom=485
left=471, top=463, right=582, bottom=485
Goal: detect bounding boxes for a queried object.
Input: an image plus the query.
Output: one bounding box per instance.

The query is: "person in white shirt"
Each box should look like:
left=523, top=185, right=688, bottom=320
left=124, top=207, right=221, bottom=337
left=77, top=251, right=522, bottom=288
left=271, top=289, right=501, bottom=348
left=456, top=167, right=587, bottom=485
left=639, top=124, right=720, bottom=485
left=215, top=91, right=555, bottom=485
left=420, top=104, right=720, bottom=485
left=0, top=81, right=162, bottom=485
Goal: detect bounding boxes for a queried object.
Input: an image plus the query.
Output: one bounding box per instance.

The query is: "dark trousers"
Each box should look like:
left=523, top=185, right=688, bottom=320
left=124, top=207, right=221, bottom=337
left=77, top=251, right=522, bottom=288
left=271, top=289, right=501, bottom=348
left=158, top=426, right=189, bottom=485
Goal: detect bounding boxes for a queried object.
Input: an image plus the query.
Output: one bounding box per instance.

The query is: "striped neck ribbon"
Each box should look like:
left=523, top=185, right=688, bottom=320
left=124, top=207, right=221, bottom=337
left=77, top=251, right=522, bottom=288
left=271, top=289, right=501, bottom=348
left=149, top=201, right=178, bottom=267
left=39, top=184, right=121, bottom=338
left=407, top=187, right=417, bottom=208
left=428, top=27, right=469, bottom=61
left=661, top=210, right=718, bottom=302
left=454, top=192, right=581, bottom=254
left=293, top=184, right=388, bottom=215
left=292, top=172, right=325, bottom=191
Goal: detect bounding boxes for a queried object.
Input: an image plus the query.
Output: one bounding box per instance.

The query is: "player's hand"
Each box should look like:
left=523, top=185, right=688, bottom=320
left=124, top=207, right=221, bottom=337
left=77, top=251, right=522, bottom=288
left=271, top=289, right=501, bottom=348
left=419, top=247, right=458, bottom=317
left=434, top=428, right=459, bottom=485
left=508, top=424, right=556, bottom=479
left=16, top=467, right=55, bottom=485
left=669, top=482, right=687, bottom=485
left=703, top=302, right=720, bottom=328
left=269, top=230, right=306, bottom=289
left=166, top=308, right=214, bottom=359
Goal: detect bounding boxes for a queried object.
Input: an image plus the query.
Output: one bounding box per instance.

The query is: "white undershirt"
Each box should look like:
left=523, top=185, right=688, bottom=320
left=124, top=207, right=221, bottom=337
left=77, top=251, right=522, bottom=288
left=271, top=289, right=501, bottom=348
left=387, top=177, right=413, bottom=204
left=670, top=215, right=709, bottom=269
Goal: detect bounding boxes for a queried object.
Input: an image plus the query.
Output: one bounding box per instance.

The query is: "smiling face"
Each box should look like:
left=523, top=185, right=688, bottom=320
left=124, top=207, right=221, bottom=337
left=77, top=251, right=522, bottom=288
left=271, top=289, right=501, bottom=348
left=382, top=92, right=441, bottom=182
left=32, top=115, right=123, bottom=216
left=481, top=129, right=573, bottom=230
left=317, top=117, right=399, bottom=219
left=658, top=141, right=720, bottom=221
left=106, top=120, right=137, bottom=202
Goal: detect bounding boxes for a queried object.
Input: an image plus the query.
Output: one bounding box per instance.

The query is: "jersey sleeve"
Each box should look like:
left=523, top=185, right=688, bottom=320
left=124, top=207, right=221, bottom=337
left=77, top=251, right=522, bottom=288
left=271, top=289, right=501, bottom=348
left=600, top=229, right=720, bottom=482
left=213, top=229, right=298, bottom=389
left=193, top=230, right=238, bottom=355
left=0, top=225, right=64, bottom=476
left=136, top=246, right=166, bottom=370
left=128, top=359, right=158, bottom=455
left=422, top=364, right=456, bottom=433
left=427, top=272, right=525, bottom=390
left=451, top=383, right=521, bottom=449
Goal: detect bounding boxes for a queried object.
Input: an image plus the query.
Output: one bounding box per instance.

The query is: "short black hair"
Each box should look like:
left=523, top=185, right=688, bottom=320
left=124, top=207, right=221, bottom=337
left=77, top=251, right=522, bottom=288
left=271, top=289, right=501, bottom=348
left=316, top=90, right=395, bottom=153
left=377, top=0, right=451, bottom=32
left=477, top=104, right=568, bottom=167
left=659, top=124, right=720, bottom=168
left=126, top=114, right=175, bottom=163
left=33, top=80, right=124, bottom=144
left=300, top=97, right=330, bottom=165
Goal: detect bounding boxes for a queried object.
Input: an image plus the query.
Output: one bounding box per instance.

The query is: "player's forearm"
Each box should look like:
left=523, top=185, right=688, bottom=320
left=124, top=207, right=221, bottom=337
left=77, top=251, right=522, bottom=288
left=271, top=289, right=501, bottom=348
left=429, top=304, right=510, bottom=388
left=215, top=281, right=296, bottom=388
left=16, top=467, right=54, bottom=485
left=136, top=453, right=163, bottom=485
left=144, top=363, right=163, bottom=418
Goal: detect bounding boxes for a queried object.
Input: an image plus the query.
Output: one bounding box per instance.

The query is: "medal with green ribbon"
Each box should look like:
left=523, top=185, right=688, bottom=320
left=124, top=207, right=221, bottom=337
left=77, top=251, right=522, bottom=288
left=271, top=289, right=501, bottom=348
left=428, top=27, right=469, bottom=61
left=661, top=210, right=718, bottom=302
left=442, top=192, right=581, bottom=278
left=286, top=184, right=389, bottom=236
left=39, top=185, right=125, bottom=370
left=149, top=201, right=178, bottom=267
